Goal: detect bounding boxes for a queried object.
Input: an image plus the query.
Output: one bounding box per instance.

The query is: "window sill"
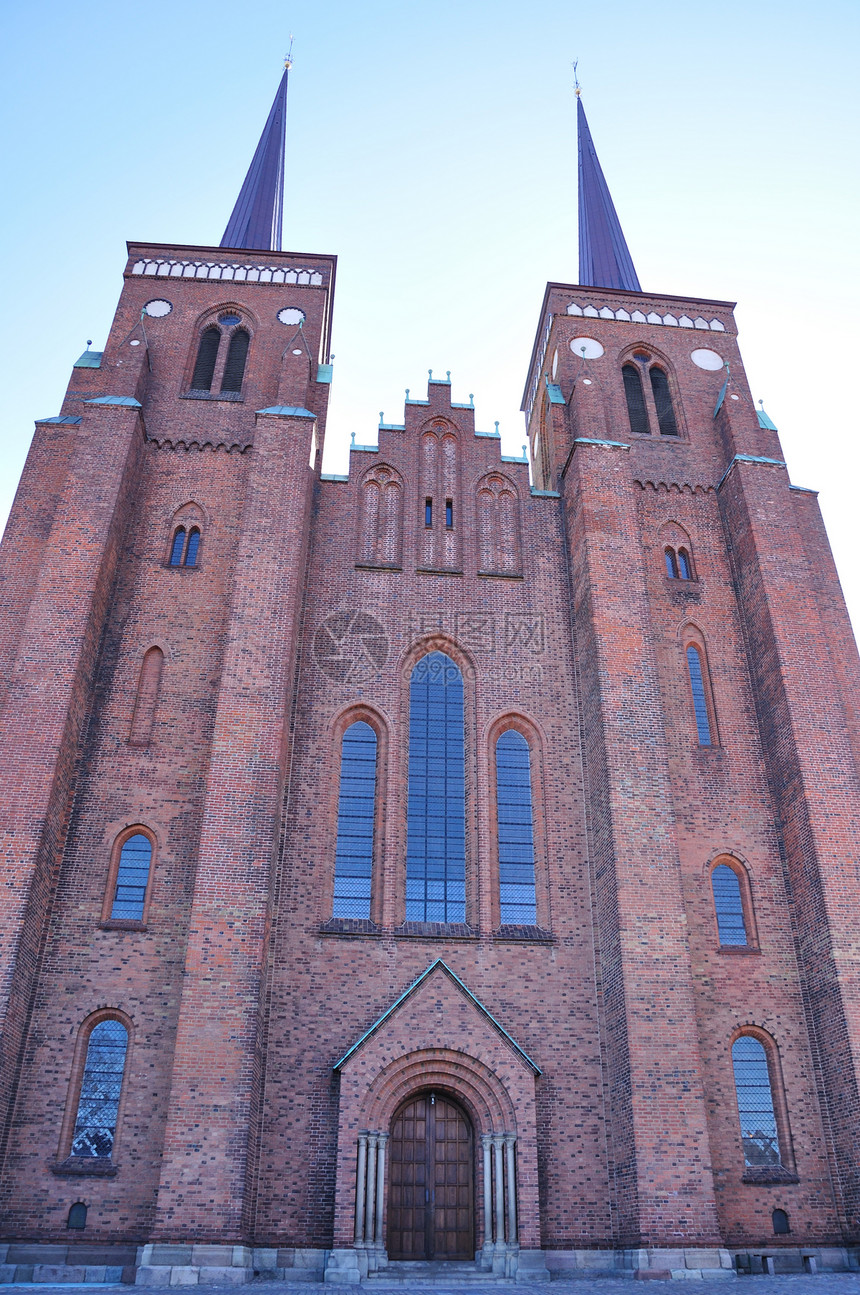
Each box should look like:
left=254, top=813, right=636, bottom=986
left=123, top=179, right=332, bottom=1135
left=355, top=563, right=402, bottom=572
left=320, top=917, right=380, bottom=936
left=664, top=577, right=699, bottom=587
left=180, top=390, right=243, bottom=403
left=416, top=567, right=463, bottom=576
left=717, top=944, right=761, bottom=955
left=50, top=1157, right=118, bottom=1178
left=741, top=1166, right=799, bottom=1185
left=99, top=919, right=146, bottom=932
left=478, top=570, right=524, bottom=580
left=493, top=924, right=554, bottom=942
left=161, top=563, right=200, bottom=572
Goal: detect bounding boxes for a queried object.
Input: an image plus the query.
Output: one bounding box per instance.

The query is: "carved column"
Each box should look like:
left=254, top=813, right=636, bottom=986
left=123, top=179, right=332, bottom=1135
left=492, top=1134, right=505, bottom=1244
left=365, top=1134, right=378, bottom=1251
left=374, top=1132, right=388, bottom=1247
left=354, top=1134, right=368, bottom=1244
left=481, top=1134, right=494, bottom=1263
left=504, top=1134, right=518, bottom=1243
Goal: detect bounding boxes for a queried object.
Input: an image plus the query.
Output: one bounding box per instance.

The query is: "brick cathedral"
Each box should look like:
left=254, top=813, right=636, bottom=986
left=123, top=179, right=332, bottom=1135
left=0, top=64, right=858, bottom=1284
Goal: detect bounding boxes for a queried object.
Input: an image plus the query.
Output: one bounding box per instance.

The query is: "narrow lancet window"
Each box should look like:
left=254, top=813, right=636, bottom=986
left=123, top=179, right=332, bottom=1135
left=110, top=833, right=152, bottom=921
left=425, top=498, right=433, bottom=527
left=650, top=367, right=679, bottom=436
left=332, top=721, right=377, bottom=919
left=665, top=548, right=679, bottom=578
left=169, top=528, right=186, bottom=566
left=677, top=547, right=692, bottom=579
left=622, top=363, right=649, bottom=435
left=220, top=328, right=249, bottom=393
left=731, top=1036, right=781, bottom=1166
left=184, top=527, right=200, bottom=567
left=712, top=864, right=748, bottom=945
left=406, top=652, right=466, bottom=923
left=445, top=499, right=453, bottom=529
left=71, top=1020, right=129, bottom=1159
left=496, top=730, right=537, bottom=924
left=191, top=326, right=220, bottom=391
left=687, top=644, right=712, bottom=745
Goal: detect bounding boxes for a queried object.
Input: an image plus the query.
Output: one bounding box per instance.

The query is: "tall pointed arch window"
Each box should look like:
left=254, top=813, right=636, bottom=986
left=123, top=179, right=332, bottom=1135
left=406, top=651, right=466, bottom=923
left=622, top=363, right=649, bottom=436
left=332, top=721, right=378, bottom=919
left=650, top=367, right=679, bottom=436
left=191, top=326, right=220, bottom=392
left=731, top=1035, right=781, bottom=1167
left=496, top=730, right=537, bottom=924
left=220, top=328, right=250, bottom=393
left=686, top=643, right=713, bottom=746
left=70, top=1019, right=129, bottom=1159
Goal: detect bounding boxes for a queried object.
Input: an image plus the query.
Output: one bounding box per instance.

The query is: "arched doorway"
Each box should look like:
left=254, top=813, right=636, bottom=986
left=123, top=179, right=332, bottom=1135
left=388, top=1090, right=474, bottom=1260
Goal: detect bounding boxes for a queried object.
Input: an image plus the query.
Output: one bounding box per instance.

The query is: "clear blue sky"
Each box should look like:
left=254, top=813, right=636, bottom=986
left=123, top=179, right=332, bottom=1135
left=2, top=0, right=859, bottom=623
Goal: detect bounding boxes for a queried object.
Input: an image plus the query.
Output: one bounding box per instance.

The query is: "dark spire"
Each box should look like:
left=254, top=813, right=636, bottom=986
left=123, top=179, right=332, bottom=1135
left=577, top=93, right=641, bottom=292
left=221, top=62, right=290, bottom=252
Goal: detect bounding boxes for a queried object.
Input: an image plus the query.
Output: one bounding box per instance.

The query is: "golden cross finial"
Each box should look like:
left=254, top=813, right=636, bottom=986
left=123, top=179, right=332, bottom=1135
left=285, top=35, right=294, bottom=70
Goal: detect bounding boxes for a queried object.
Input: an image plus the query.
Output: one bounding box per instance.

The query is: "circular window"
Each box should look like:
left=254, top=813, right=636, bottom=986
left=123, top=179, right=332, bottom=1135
left=691, top=348, right=724, bottom=371
left=278, top=307, right=306, bottom=326
left=218, top=313, right=242, bottom=327
left=570, top=336, right=604, bottom=359
left=143, top=299, right=172, bottom=318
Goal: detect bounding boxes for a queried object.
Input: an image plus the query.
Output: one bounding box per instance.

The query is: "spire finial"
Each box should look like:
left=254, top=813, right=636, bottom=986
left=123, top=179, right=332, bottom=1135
left=284, top=34, right=294, bottom=70
left=221, top=64, right=290, bottom=252
left=573, top=59, right=581, bottom=98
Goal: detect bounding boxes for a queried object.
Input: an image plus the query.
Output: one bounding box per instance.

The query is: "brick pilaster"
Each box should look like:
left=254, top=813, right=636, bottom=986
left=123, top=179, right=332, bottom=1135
left=720, top=457, right=860, bottom=1237
left=564, top=427, right=721, bottom=1247
left=151, top=407, right=317, bottom=1238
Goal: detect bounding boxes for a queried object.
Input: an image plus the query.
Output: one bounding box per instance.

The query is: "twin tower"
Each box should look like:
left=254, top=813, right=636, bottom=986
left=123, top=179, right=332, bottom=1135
left=0, top=66, right=858, bottom=1284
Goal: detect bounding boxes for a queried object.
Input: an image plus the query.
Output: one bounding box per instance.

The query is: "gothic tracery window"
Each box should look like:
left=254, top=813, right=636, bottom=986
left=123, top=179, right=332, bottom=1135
left=686, top=642, right=714, bottom=746
left=406, top=652, right=466, bottom=923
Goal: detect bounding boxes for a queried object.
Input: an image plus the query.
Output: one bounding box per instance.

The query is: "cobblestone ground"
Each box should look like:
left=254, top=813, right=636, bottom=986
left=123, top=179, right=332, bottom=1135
left=8, top=1277, right=860, bottom=1295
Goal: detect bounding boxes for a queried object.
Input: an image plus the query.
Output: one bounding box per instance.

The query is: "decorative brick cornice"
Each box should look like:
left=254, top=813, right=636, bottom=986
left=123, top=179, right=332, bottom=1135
left=130, top=257, right=325, bottom=286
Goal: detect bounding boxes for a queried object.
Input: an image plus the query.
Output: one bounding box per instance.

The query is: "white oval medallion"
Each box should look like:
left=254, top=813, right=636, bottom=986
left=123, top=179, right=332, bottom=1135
left=278, top=307, right=306, bottom=326
left=570, top=336, right=605, bottom=359
left=691, top=348, right=724, bottom=371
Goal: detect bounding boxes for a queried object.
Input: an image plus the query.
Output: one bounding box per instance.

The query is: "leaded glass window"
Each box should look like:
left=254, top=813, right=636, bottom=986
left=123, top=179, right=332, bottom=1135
left=496, top=730, right=537, bottom=924
left=110, top=834, right=152, bottom=921
left=731, top=1036, right=781, bottom=1166
left=185, top=528, right=200, bottom=566
left=406, top=651, right=466, bottom=923
left=712, top=864, right=748, bottom=945
left=332, top=721, right=377, bottom=919
left=677, top=548, right=692, bottom=580
left=665, top=548, right=679, bottom=578
left=71, top=1020, right=128, bottom=1158
left=169, top=528, right=186, bottom=566
left=687, top=644, right=712, bottom=745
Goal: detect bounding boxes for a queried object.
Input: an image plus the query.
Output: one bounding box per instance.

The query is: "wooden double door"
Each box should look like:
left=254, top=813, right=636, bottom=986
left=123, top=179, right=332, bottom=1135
left=387, top=1091, right=474, bottom=1260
